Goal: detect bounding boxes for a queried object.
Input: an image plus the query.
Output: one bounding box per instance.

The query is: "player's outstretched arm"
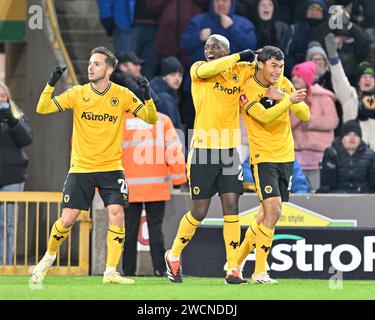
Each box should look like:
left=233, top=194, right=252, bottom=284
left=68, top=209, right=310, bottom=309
left=194, top=49, right=255, bottom=79
left=36, top=64, right=67, bottom=114
left=290, top=102, right=310, bottom=121
left=135, top=77, right=157, bottom=124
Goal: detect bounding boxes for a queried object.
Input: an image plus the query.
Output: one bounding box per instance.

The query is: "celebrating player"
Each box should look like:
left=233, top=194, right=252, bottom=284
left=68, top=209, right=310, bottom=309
left=31, top=46, right=157, bottom=284
left=237, top=46, right=310, bottom=284
left=164, top=34, right=256, bottom=285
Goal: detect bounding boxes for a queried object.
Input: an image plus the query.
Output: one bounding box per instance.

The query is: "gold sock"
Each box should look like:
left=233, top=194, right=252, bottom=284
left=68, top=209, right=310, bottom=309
left=106, top=224, right=125, bottom=269
left=47, top=219, right=71, bottom=255
left=170, top=211, right=200, bottom=257
left=253, top=223, right=274, bottom=276
left=223, top=215, right=240, bottom=269
left=236, top=221, right=259, bottom=267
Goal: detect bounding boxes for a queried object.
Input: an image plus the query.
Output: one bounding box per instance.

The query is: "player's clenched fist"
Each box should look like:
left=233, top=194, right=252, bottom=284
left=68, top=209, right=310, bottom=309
left=238, top=49, right=256, bottom=63
left=48, top=64, right=67, bottom=87
left=289, top=89, right=307, bottom=104
left=136, top=76, right=151, bottom=100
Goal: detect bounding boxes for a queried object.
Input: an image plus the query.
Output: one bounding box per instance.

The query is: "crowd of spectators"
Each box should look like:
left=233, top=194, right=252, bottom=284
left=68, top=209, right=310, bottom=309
left=98, top=0, right=375, bottom=194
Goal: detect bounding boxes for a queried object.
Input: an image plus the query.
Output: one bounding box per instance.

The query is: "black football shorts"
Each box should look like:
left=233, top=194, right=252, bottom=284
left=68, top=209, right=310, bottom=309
left=61, top=170, right=129, bottom=210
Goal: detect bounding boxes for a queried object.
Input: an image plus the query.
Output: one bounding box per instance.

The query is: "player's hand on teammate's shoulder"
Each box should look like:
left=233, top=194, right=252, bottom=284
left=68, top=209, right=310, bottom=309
left=265, top=87, right=285, bottom=101
left=289, top=89, right=307, bottom=104
left=238, top=49, right=256, bottom=63
left=48, top=64, right=67, bottom=87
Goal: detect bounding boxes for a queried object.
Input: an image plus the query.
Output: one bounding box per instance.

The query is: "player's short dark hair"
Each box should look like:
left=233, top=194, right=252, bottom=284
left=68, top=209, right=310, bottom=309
left=90, top=46, right=118, bottom=69
left=257, top=46, right=284, bottom=63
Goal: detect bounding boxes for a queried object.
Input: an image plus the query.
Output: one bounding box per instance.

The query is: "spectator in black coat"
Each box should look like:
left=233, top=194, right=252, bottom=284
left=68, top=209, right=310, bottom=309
left=150, top=56, right=184, bottom=130
left=332, top=0, right=375, bottom=31
left=279, top=0, right=329, bottom=77
left=329, top=6, right=370, bottom=85
left=110, top=51, right=162, bottom=107
left=252, top=0, right=289, bottom=49
left=0, top=81, right=32, bottom=264
left=319, top=119, right=375, bottom=193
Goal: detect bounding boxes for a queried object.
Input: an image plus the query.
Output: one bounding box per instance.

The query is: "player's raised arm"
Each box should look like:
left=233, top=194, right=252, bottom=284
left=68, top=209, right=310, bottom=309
left=133, top=77, right=157, bottom=124
left=194, top=50, right=255, bottom=79
left=36, top=64, right=67, bottom=114
left=193, top=34, right=255, bottom=80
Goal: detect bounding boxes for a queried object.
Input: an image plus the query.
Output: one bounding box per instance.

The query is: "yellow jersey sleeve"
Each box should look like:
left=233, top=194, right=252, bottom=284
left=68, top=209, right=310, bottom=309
left=239, top=61, right=256, bottom=80
left=290, top=102, right=310, bottom=121
left=191, top=53, right=240, bottom=80
left=53, top=86, right=77, bottom=111
left=121, top=87, right=157, bottom=124
left=242, top=95, right=293, bottom=124
left=134, top=99, right=158, bottom=124
left=239, top=79, right=293, bottom=124
left=36, top=84, right=76, bottom=114
left=282, top=77, right=310, bottom=121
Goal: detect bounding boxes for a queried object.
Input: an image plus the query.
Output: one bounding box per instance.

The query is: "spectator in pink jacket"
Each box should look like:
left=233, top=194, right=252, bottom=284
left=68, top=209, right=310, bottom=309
left=290, top=61, right=339, bottom=191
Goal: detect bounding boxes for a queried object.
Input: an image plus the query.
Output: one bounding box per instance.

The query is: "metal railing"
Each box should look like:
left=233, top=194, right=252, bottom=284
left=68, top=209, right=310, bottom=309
left=0, top=192, right=91, bottom=275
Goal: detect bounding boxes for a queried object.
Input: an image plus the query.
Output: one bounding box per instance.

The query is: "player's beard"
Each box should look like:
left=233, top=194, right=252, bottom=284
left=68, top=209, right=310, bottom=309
left=89, top=71, right=106, bottom=84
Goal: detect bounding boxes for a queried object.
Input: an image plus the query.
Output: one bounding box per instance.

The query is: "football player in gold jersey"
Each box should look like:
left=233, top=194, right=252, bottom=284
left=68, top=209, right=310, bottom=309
left=31, top=47, right=157, bottom=285
left=164, top=34, right=256, bottom=285
left=237, top=46, right=310, bottom=284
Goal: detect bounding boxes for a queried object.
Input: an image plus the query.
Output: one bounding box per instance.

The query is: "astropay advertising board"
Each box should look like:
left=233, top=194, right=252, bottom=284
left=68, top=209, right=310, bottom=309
left=182, top=227, right=375, bottom=279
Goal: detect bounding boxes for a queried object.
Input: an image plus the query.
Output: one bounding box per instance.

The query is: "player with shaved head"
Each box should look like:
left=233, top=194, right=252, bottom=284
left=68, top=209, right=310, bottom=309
left=164, top=34, right=256, bottom=285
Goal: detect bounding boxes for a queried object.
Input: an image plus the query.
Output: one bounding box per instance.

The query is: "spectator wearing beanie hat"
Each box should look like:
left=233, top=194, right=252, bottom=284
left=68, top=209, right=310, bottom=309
left=319, top=119, right=375, bottom=193
left=340, top=119, right=362, bottom=140
left=357, top=61, right=374, bottom=95
left=291, top=61, right=316, bottom=87
left=306, top=41, right=344, bottom=136
left=150, top=56, right=184, bottom=130
left=160, top=57, right=184, bottom=78
left=356, top=62, right=375, bottom=122
left=290, top=61, right=339, bottom=191
left=306, top=41, right=329, bottom=83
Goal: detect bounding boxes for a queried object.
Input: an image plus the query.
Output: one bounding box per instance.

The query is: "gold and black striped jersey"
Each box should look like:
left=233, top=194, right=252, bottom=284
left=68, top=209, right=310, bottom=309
left=52, top=82, right=144, bottom=172
left=190, top=60, right=255, bottom=149
left=240, top=76, right=308, bottom=164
